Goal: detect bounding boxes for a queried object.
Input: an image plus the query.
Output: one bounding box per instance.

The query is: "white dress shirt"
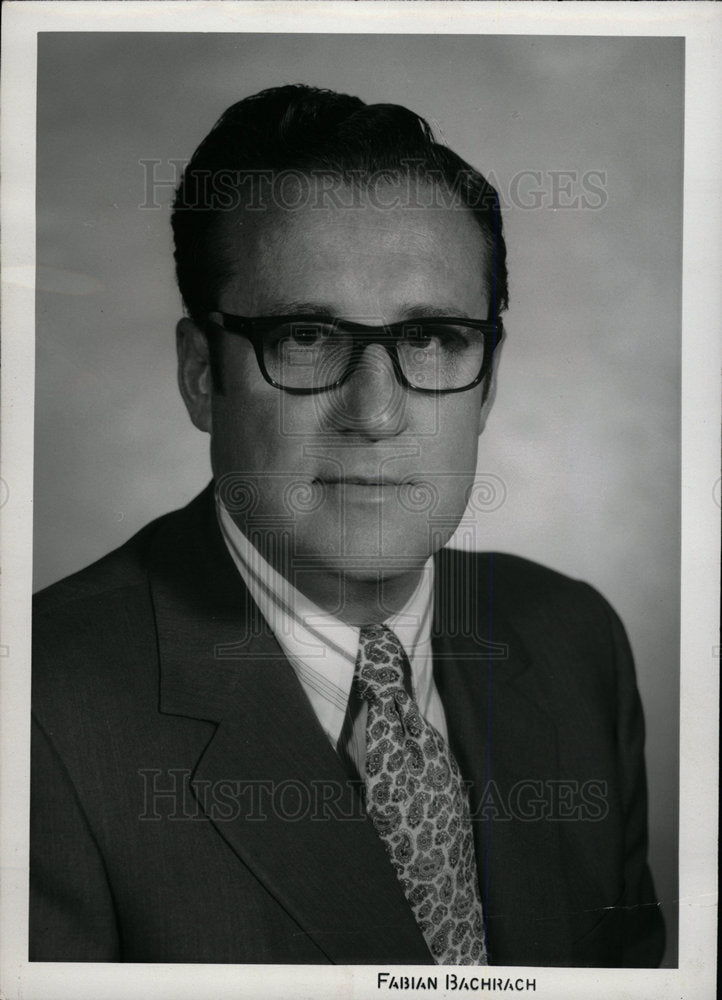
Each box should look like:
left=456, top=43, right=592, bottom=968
left=216, top=497, right=449, bottom=776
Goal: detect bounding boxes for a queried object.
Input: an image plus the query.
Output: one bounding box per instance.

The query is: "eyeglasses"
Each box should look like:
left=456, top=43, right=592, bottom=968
left=205, top=312, right=503, bottom=395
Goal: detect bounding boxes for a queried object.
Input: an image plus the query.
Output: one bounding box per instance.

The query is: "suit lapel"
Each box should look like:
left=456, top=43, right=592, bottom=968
left=149, top=486, right=431, bottom=964
left=432, top=548, right=573, bottom=966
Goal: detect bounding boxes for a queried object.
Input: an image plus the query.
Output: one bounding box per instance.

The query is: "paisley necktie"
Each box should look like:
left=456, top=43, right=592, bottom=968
left=355, top=623, right=488, bottom=965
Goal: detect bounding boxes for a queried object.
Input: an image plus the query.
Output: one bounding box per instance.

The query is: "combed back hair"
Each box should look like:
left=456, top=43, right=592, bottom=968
left=172, top=83, right=509, bottom=329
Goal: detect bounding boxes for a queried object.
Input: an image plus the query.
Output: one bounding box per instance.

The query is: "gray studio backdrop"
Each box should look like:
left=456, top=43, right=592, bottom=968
left=34, top=33, right=681, bottom=965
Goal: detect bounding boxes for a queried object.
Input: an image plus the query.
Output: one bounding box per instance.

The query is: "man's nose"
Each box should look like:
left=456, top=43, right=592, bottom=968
left=319, top=342, right=409, bottom=439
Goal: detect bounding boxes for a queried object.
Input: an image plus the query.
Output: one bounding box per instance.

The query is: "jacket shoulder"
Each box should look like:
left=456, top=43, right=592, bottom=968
left=32, top=515, right=162, bottom=706
left=33, top=487, right=212, bottom=618
left=32, top=489, right=214, bottom=704
left=438, top=548, right=627, bottom=688
left=34, top=518, right=158, bottom=618
left=440, top=547, right=606, bottom=615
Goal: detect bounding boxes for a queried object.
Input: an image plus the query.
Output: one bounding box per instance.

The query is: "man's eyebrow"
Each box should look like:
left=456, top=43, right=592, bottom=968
left=254, top=303, right=474, bottom=320
left=397, top=304, right=473, bottom=320
left=258, top=301, right=337, bottom=317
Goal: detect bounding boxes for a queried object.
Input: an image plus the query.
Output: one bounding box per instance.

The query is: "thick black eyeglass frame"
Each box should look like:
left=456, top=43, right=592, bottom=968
left=204, top=312, right=503, bottom=395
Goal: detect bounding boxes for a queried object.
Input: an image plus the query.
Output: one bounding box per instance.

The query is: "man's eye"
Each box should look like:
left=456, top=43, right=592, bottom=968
left=403, top=324, right=463, bottom=347
left=291, top=325, right=323, bottom=345
left=401, top=324, right=433, bottom=346
left=405, top=331, right=433, bottom=347
left=269, top=323, right=333, bottom=346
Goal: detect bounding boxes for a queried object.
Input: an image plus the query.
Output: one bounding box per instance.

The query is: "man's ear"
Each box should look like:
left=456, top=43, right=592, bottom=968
left=477, top=337, right=503, bottom=437
left=177, top=317, right=213, bottom=434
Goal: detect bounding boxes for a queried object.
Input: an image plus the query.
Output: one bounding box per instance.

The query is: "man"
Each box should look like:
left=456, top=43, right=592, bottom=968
left=30, top=84, right=664, bottom=966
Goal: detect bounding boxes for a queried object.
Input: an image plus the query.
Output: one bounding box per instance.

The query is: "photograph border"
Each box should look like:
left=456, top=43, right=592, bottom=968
left=1, top=3, right=719, bottom=999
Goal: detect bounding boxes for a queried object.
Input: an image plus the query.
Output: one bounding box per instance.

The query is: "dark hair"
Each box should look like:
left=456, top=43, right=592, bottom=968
left=171, top=84, right=508, bottom=351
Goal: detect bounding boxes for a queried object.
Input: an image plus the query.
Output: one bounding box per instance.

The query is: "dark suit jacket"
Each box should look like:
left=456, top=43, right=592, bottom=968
left=30, top=485, right=664, bottom=965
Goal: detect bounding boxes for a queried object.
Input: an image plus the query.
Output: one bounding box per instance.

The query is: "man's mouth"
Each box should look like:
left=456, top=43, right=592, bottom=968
left=314, top=476, right=405, bottom=487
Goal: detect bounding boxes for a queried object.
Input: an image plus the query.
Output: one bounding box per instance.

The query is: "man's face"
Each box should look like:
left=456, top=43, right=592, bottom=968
left=180, top=182, right=495, bottom=587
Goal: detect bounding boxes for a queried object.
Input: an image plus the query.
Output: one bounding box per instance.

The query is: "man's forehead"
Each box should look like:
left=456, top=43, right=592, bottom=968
left=220, top=180, right=485, bottom=268
left=212, top=178, right=489, bottom=319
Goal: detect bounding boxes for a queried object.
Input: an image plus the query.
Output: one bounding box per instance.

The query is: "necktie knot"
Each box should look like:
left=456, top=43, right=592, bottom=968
left=355, top=624, right=408, bottom=703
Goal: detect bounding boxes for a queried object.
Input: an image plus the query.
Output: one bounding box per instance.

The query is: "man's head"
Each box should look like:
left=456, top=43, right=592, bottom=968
left=172, top=85, right=509, bottom=613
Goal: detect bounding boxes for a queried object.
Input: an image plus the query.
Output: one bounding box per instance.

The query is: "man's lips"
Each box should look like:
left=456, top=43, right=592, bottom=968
left=313, top=476, right=409, bottom=486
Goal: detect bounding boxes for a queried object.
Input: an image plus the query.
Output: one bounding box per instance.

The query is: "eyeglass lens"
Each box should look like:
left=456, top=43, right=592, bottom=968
left=263, top=321, right=487, bottom=390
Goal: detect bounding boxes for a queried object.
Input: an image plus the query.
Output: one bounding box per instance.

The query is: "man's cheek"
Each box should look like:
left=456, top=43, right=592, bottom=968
left=409, top=471, right=474, bottom=522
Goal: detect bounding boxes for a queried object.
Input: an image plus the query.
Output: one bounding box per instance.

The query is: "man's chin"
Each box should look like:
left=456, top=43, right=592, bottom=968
left=297, top=503, right=455, bottom=561
left=288, top=523, right=450, bottom=580
left=289, top=542, right=433, bottom=623
left=303, top=555, right=428, bottom=582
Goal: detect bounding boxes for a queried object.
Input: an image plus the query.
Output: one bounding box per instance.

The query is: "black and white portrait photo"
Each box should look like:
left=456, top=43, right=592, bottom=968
left=1, top=5, right=719, bottom=1000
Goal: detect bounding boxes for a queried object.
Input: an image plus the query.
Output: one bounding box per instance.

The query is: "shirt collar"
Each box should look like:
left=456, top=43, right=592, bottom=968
left=215, top=495, right=434, bottom=745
